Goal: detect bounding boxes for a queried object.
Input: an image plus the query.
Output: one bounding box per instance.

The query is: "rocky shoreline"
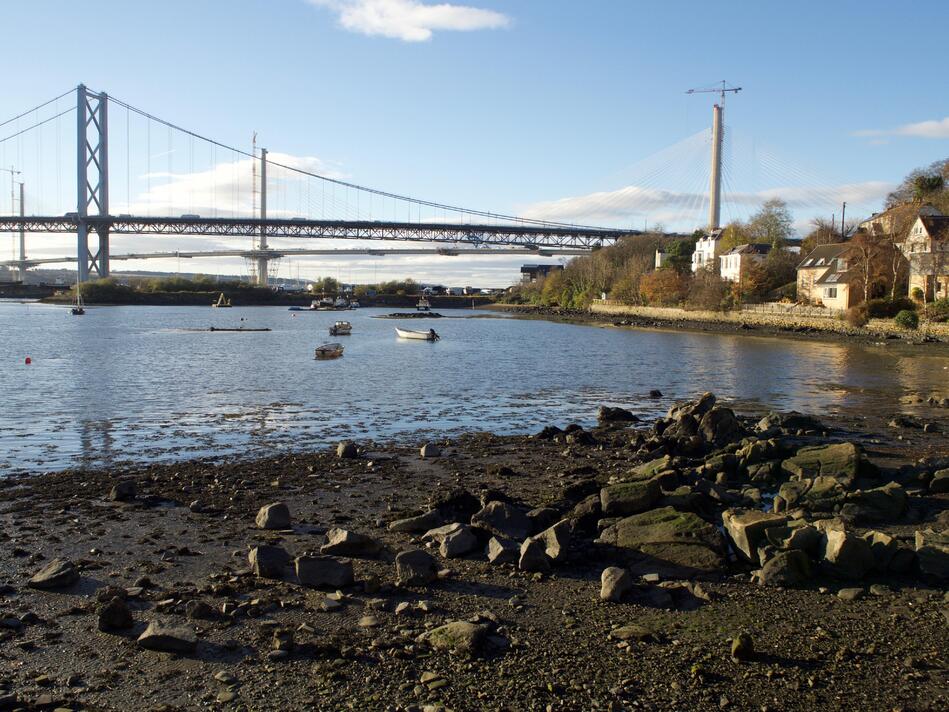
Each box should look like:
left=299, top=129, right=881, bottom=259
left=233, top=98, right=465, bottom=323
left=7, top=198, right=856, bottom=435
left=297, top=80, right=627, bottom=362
left=1, top=395, right=947, bottom=710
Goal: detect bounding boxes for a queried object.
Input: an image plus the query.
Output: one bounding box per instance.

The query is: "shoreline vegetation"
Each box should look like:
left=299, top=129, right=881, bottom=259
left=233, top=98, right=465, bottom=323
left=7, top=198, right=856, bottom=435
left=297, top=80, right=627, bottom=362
left=0, top=395, right=946, bottom=710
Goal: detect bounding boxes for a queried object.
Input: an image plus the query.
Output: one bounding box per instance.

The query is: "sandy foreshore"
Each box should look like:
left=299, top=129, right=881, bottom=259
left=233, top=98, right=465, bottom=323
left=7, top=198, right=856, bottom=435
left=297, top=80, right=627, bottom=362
left=1, top=396, right=947, bottom=711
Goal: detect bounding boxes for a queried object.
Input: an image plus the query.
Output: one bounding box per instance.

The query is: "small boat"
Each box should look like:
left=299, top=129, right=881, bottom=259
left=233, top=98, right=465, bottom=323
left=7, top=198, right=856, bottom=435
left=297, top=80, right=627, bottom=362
left=314, top=342, right=344, bottom=359
left=416, top=296, right=431, bottom=312
left=349, top=300, right=360, bottom=309
left=318, top=297, right=334, bottom=309
left=396, top=327, right=440, bottom=341
left=71, top=278, right=85, bottom=315
left=329, top=320, right=352, bottom=336
left=212, top=292, right=232, bottom=308
left=334, top=296, right=349, bottom=309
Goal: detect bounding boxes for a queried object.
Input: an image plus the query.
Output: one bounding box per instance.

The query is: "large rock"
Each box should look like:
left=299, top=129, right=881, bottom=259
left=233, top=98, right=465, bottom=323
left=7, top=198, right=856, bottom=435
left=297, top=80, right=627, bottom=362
left=430, top=489, right=482, bottom=522
left=667, top=392, right=716, bottom=421
left=722, top=509, right=789, bottom=565
left=423, top=523, right=478, bottom=558
left=778, top=476, right=847, bottom=511
left=248, top=545, right=290, bottom=579
left=470, top=501, right=531, bottom=540
left=28, top=558, right=79, bottom=589
left=388, top=509, right=445, bottom=533
left=529, top=519, right=571, bottom=563
left=98, top=597, right=134, bottom=631
left=137, top=620, right=198, bottom=653
left=628, top=456, right=672, bottom=481
left=518, top=538, right=551, bottom=573
left=914, top=529, right=949, bottom=581
left=395, top=549, right=438, bottom=586
left=600, top=479, right=660, bottom=517
left=336, top=441, right=358, bottom=459
left=596, top=506, right=726, bottom=574
left=865, top=530, right=915, bottom=573
left=295, top=556, right=354, bottom=588
left=109, top=480, right=136, bottom=502
left=781, top=443, right=864, bottom=486
left=598, top=406, right=639, bottom=424
left=420, top=621, right=488, bottom=655
left=930, top=469, right=949, bottom=494
left=320, top=528, right=381, bottom=558
left=699, top=406, right=744, bottom=446
left=600, top=566, right=633, bottom=602
left=255, top=502, right=291, bottom=530
left=755, top=550, right=812, bottom=587
left=821, top=529, right=874, bottom=580
left=841, top=482, right=907, bottom=522
left=486, top=536, right=519, bottom=565
left=420, top=443, right=441, bottom=459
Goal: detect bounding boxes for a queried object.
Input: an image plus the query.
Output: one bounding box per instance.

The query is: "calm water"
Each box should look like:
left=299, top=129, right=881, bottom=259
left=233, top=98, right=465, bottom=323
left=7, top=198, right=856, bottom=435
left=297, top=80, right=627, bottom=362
left=1, top=301, right=947, bottom=474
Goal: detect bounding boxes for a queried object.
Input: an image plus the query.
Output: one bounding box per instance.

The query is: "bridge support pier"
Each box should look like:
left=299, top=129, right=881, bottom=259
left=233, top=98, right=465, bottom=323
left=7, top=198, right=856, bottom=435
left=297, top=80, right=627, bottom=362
left=256, top=148, right=269, bottom=287
left=76, top=84, right=110, bottom=283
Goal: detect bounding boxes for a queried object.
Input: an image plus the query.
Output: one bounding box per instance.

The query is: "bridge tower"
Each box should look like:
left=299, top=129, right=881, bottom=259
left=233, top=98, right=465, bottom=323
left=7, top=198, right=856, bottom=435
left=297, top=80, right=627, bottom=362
left=256, top=147, right=269, bottom=287
left=76, top=84, right=110, bottom=282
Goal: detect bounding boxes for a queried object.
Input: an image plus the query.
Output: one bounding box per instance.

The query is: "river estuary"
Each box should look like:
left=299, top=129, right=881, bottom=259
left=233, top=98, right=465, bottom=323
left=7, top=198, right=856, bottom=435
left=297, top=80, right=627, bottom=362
left=1, top=301, right=948, bottom=473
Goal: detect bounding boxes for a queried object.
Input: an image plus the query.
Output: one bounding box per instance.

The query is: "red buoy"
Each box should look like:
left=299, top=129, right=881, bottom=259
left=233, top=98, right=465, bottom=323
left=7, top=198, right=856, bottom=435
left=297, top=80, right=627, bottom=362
left=25, top=357, right=32, bottom=365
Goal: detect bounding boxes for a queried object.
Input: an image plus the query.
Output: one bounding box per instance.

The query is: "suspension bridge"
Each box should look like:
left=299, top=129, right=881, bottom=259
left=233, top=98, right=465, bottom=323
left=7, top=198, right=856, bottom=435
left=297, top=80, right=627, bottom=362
left=0, top=85, right=639, bottom=286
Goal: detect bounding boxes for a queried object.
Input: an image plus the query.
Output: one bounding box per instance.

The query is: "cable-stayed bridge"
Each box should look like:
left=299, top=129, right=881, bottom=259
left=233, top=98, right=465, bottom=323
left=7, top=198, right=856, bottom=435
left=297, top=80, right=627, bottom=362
left=0, top=85, right=638, bottom=286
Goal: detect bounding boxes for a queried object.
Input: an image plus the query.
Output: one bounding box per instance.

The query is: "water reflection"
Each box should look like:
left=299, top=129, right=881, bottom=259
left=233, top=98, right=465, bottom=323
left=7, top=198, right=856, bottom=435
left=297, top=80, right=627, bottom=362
left=1, top=301, right=947, bottom=473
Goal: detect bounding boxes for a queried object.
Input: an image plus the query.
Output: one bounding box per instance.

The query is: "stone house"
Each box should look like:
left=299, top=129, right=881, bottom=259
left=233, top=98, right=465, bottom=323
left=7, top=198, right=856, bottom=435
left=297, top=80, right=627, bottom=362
left=901, top=215, right=949, bottom=301
left=719, top=243, right=771, bottom=283
left=797, top=243, right=861, bottom=310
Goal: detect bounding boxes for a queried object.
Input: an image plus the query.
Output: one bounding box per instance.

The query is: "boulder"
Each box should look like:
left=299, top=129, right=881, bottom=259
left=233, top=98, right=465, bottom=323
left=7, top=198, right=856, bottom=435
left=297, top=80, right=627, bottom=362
left=420, top=621, right=489, bottom=655
left=430, top=489, right=482, bottom=522
left=755, top=549, right=812, bottom=587
left=248, top=545, right=290, bottom=579
left=336, top=441, right=358, bottom=459
left=781, top=443, right=864, bottom=486
left=420, top=443, right=441, bottom=459
left=930, top=469, right=949, bottom=494
left=568, top=493, right=602, bottom=530
left=600, top=566, right=633, bottom=602
left=596, top=506, right=726, bottom=574
left=320, top=528, right=381, bottom=558
left=914, top=529, right=949, bottom=581
left=667, top=392, right=716, bottom=421
left=699, top=406, right=744, bottom=446
left=395, top=549, right=438, bottom=586
left=610, top=624, right=656, bottom=642
left=255, top=502, right=291, bottom=530
left=137, top=620, right=197, bottom=653
left=486, top=536, right=519, bottom=565
left=629, top=456, right=672, bottom=481
left=821, top=529, right=874, bottom=580
left=779, top=476, right=847, bottom=511
left=722, top=509, right=789, bottom=565
left=598, top=406, right=639, bottom=424
left=731, top=633, right=754, bottom=661
left=470, top=501, right=531, bottom=540
left=295, top=556, right=354, bottom=588
left=757, top=411, right=823, bottom=433
left=109, top=480, right=136, bottom=502
left=527, top=507, right=560, bottom=533
left=423, top=523, right=478, bottom=558
left=388, top=509, right=445, bottom=533
left=842, top=482, right=907, bottom=522
left=518, top=537, right=551, bottom=573
left=98, top=597, right=134, bottom=631
left=529, top=519, right=572, bottom=563
left=28, top=558, right=79, bottom=589
left=600, top=479, right=660, bottom=517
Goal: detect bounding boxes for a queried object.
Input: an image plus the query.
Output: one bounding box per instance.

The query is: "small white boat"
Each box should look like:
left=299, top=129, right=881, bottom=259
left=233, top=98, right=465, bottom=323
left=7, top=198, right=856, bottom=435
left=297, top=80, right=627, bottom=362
left=349, top=300, right=360, bottom=309
left=314, top=342, right=344, bottom=359
left=329, top=320, right=352, bottom=336
left=212, top=292, right=232, bottom=308
left=416, top=296, right=431, bottom=312
left=395, top=327, right=440, bottom=341
left=334, top=297, right=349, bottom=309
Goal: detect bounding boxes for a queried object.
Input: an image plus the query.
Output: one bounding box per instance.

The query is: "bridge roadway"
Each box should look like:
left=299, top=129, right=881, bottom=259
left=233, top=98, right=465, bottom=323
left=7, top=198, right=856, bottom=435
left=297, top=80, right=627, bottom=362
left=0, top=215, right=636, bottom=248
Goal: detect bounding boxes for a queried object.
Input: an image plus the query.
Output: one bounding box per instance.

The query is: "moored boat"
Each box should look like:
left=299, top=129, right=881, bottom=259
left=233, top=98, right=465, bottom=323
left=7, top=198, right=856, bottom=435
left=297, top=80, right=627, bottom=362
left=395, top=327, right=440, bottom=341
left=416, top=296, right=431, bottom=312
left=314, top=342, right=345, bottom=359
left=212, top=292, right=232, bottom=308
left=329, top=320, right=352, bottom=336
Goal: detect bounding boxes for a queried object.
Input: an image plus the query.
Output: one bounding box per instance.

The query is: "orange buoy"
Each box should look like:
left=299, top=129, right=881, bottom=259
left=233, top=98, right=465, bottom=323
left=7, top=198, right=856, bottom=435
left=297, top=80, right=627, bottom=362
left=25, top=357, right=32, bottom=365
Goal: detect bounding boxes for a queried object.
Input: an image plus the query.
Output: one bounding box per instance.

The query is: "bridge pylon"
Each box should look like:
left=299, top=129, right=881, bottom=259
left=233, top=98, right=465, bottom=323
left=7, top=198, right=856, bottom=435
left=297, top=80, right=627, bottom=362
left=76, top=84, right=110, bottom=282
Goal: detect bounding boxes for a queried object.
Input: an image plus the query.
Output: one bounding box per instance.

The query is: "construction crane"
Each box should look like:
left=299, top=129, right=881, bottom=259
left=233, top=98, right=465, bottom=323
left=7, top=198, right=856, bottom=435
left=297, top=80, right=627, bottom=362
left=686, top=81, right=742, bottom=233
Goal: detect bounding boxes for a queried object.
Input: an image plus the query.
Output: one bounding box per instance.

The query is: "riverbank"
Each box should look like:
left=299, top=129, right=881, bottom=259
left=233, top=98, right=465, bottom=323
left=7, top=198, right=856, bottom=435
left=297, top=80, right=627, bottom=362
left=41, top=291, right=495, bottom=309
left=1, top=396, right=946, bottom=710
left=491, top=302, right=949, bottom=348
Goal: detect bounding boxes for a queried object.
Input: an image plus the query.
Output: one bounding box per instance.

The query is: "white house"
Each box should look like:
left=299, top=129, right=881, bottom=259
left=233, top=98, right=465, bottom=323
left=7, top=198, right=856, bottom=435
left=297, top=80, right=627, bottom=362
left=719, top=243, right=771, bottom=283
left=901, top=214, right=949, bottom=301
left=691, top=229, right=723, bottom=273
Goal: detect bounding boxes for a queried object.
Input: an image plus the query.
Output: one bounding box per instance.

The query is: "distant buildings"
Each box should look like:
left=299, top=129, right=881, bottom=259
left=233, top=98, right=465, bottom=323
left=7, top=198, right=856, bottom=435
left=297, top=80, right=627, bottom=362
left=520, top=264, right=564, bottom=284
left=719, top=243, right=771, bottom=283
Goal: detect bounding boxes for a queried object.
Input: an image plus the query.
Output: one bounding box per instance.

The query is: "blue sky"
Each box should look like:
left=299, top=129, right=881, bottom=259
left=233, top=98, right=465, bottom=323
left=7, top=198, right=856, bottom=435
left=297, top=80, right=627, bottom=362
left=2, top=0, right=948, bottom=285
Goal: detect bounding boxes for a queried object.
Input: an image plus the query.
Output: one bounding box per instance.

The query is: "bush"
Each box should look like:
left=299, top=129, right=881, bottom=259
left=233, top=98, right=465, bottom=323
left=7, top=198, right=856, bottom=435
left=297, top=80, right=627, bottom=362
left=865, top=298, right=916, bottom=318
left=923, top=298, right=949, bottom=323
left=845, top=304, right=869, bottom=327
left=685, top=270, right=730, bottom=311
left=894, top=310, right=919, bottom=329
left=911, top=287, right=924, bottom=302
left=639, top=269, right=687, bottom=307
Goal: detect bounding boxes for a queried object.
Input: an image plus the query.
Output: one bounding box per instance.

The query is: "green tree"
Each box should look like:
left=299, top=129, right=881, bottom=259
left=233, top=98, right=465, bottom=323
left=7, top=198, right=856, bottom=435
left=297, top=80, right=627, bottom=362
left=747, top=198, right=794, bottom=247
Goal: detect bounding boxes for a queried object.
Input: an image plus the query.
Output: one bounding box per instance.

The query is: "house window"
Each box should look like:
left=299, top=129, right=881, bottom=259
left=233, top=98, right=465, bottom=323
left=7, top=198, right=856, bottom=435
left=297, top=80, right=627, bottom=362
left=823, top=287, right=837, bottom=299
left=837, top=259, right=848, bottom=270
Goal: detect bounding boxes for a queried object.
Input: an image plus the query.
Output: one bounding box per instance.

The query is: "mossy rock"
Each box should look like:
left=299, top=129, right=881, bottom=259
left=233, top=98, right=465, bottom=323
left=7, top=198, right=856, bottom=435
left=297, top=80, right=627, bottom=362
left=781, top=443, right=863, bottom=486
left=600, top=479, right=660, bottom=516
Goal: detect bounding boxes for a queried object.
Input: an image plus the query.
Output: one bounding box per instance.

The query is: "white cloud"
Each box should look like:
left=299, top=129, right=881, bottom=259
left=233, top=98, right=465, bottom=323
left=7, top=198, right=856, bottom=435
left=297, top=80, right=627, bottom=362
left=518, top=181, right=895, bottom=233
left=854, top=117, right=949, bottom=140
left=307, top=0, right=510, bottom=42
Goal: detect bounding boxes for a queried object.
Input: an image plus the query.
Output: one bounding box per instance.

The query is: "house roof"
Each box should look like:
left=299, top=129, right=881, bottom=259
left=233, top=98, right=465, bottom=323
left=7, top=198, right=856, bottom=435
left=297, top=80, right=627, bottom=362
left=814, top=267, right=857, bottom=286
left=722, top=243, right=771, bottom=256
left=859, top=202, right=943, bottom=234
left=919, top=215, right=949, bottom=241
left=797, top=243, right=852, bottom=270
